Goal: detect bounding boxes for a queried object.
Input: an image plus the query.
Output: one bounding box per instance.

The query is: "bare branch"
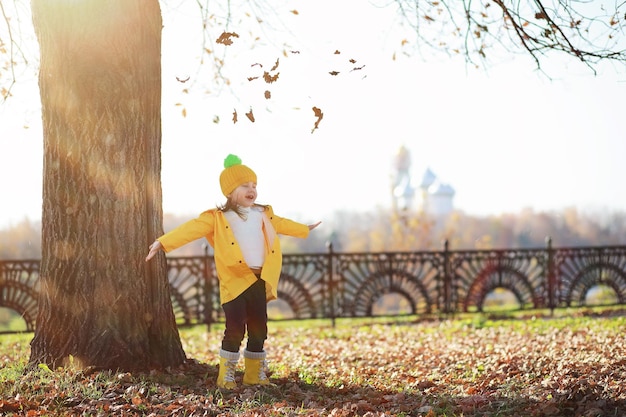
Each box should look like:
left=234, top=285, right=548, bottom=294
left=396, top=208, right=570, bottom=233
left=0, top=0, right=17, bottom=102
left=393, top=0, right=626, bottom=74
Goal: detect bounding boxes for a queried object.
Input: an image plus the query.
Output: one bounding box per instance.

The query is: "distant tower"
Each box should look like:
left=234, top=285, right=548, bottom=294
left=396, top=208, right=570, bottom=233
left=427, top=181, right=455, bottom=216
left=391, top=145, right=415, bottom=211
left=416, top=168, right=455, bottom=216
left=417, top=167, right=437, bottom=214
left=391, top=146, right=455, bottom=216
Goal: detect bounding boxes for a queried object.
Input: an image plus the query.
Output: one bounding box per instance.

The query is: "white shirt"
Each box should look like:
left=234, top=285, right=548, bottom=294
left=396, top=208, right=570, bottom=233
left=224, top=206, right=265, bottom=268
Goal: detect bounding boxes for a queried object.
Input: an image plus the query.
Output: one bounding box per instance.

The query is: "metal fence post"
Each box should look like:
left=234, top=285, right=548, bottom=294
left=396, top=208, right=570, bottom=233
left=443, top=239, right=452, bottom=314
left=326, top=241, right=336, bottom=328
left=546, top=236, right=555, bottom=315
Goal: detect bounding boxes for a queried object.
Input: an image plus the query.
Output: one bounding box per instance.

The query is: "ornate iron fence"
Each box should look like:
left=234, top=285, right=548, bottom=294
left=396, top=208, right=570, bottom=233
left=2, top=239, right=626, bottom=331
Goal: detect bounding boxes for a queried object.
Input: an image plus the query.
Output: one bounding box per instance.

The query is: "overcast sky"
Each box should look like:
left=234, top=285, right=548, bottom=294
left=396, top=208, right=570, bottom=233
left=1, top=0, right=625, bottom=229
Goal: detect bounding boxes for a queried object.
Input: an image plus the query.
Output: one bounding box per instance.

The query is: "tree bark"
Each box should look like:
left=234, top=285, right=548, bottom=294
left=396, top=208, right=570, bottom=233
left=29, top=0, right=186, bottom=371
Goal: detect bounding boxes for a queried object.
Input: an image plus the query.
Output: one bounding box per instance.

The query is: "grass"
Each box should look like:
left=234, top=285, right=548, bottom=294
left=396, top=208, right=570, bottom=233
left=1, top=307, right=625, bottom=416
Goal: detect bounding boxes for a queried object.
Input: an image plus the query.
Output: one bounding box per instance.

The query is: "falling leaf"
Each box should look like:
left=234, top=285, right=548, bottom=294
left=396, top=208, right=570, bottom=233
left=423, top=15, right=435, bottom=22
left=216, top=31, right=239, bottom=45
left=349, top=59, right=357, bottom=64
left=290, top=9, right=299, bottom=15
left=290, top=50, right=301, bottom=54
left=176, top=76, right=190, bottom=83
left=181, top=108, right=187, bottom=118
left=351, top=65, right=365, bottom=72
left=329, top=71, right=340, bottom=76
left=246, top=109, right=255, bottom=122
left=270, top=58, right=280, bottom=71
left=232, top=109, right=238, bottom=124
left=247, top=76, right=259, bottom=81
left=263, top=71, right=279, bottom=83
left=311, top=106, right=323, bottom=133
left=264, top=90, right=271, bottom=99
left=334, top=50, right=341, bottom=54
left=213, top=115, right=220, bottom=124
left=251, top=63, right=263, bottom=68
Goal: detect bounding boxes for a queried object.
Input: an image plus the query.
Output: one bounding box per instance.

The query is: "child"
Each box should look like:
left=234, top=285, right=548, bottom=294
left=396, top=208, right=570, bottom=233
left=145, top=154, right=321, bottom=389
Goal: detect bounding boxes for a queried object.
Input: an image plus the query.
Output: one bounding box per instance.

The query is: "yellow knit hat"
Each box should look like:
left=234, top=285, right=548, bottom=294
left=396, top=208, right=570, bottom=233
left=219, top=154, right=257, bottom=196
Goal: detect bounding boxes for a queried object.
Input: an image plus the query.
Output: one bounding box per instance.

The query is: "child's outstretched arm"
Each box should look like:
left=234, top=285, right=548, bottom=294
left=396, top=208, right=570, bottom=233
left=145, top=240, right=163, bottom=262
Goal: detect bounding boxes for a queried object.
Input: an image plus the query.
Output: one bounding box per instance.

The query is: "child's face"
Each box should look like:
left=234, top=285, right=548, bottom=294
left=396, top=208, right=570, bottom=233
left=230, top=181, right=257, bottom=207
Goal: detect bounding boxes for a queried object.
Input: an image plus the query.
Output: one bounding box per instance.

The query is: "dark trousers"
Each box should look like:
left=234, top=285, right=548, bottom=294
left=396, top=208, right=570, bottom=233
left=221, top=278, right=268, bottom=353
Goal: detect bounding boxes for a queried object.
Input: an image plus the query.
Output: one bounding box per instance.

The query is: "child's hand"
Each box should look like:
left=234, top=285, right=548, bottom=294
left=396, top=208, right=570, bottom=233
left=145, top=240, right=163, bottom=262
left=308, top=221, right=322, bottom=231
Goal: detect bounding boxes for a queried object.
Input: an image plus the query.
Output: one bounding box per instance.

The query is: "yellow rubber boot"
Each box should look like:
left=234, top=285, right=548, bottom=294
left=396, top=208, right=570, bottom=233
left=243, top=350, right=272, bottom=386
left=216, top=349, right=239, bottom=389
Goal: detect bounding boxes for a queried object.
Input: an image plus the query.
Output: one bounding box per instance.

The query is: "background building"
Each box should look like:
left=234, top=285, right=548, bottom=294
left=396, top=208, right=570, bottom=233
left=391, top=145, right=455, bottom=217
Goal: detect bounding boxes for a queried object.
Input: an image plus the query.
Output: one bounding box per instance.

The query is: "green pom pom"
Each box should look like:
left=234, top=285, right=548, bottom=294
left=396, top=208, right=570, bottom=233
left=224, top=154, right=242, bottom=168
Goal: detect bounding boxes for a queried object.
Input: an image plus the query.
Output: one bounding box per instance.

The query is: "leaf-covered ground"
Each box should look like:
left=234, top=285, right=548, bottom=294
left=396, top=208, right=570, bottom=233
left=1, top=310, right=625, bottom=416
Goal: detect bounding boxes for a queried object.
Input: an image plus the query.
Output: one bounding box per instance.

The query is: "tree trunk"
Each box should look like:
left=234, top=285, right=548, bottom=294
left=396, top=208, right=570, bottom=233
left=29, top=0, right=186, bottom=371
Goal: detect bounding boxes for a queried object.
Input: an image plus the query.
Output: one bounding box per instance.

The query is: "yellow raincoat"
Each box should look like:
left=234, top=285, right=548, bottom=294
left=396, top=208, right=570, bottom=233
left=158, top=205, right=309, bottom=304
